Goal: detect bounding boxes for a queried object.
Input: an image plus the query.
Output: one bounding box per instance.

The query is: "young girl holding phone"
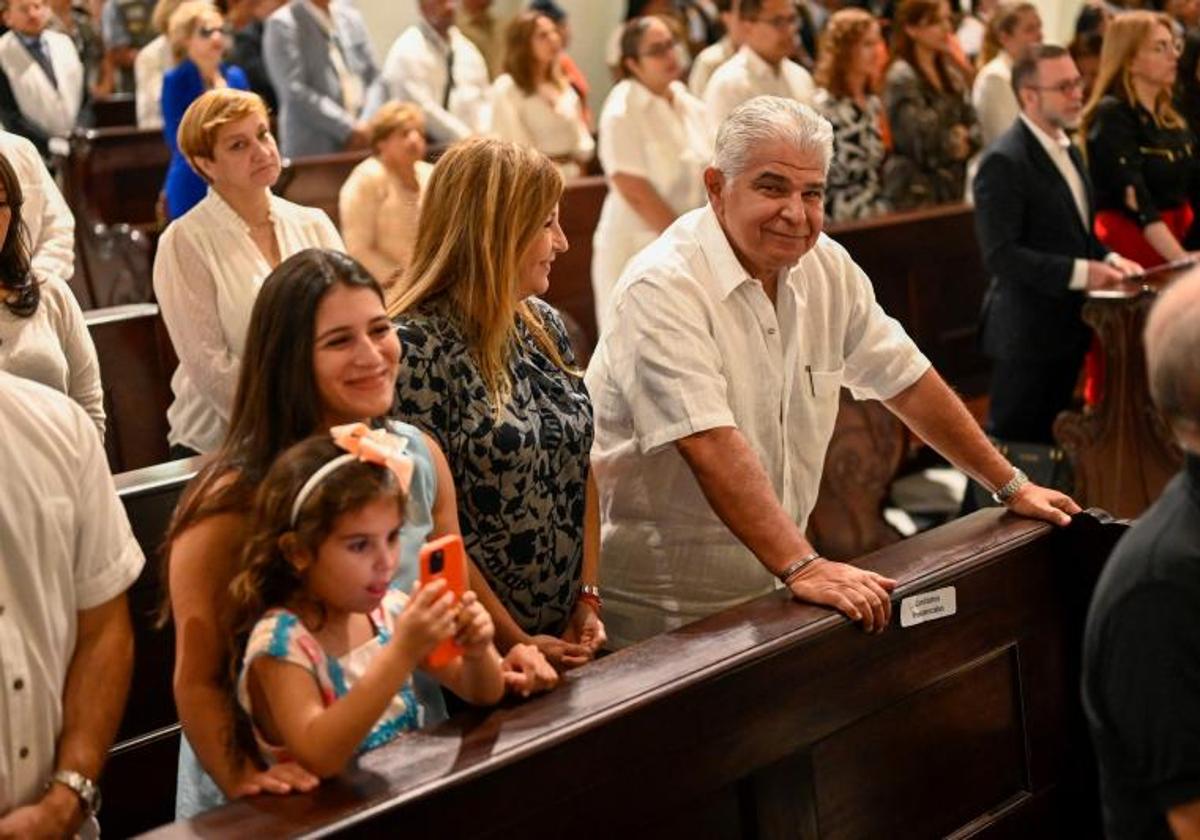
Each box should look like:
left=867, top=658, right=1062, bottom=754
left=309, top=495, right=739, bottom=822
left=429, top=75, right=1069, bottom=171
left=228, top=426, right=505, bottom=776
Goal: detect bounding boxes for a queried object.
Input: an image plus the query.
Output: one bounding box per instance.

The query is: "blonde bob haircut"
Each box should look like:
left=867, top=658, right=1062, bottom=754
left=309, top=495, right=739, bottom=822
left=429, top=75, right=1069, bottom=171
left=1082, top=11, right=1185, bottom=136
left=367, top=100, right=425, bottom=153
left=151, top=0, right=187, bottom=35
left=389, top=138, right=572, bottom=416
left=178, top=88, right=270, bottom=182
left=166, top=0, right=221, bottom=62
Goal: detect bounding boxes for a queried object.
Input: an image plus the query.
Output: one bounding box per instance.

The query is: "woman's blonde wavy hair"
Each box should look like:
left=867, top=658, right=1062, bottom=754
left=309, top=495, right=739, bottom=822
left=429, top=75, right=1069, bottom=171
left=388, top=138, right=572, bottom=417
left=977, top=2, right=1038, bottom=68
left=1081, top=11, right=1185, bottom=135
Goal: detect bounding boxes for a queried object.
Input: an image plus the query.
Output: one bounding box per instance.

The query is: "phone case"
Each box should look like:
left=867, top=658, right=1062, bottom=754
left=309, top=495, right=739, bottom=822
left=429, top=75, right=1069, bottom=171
left=418, top=534, right=467, bottom=668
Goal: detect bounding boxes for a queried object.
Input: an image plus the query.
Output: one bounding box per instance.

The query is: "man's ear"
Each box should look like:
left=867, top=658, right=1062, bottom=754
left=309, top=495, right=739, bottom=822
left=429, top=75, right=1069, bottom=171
left=704, top=166, right=725, bottom=213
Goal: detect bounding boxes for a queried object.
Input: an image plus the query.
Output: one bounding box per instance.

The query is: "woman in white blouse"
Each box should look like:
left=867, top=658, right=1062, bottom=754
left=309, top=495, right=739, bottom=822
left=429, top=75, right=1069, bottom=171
left=338, top=100, right=432, bottom=298
left=134, top=0, right=186, bottom=129
left=0, top=152, right=104, bottom=438
left=490, top=10, right=594, bottom=178
left=591, top=15, right=714, bottom=328
left=153, top=88, right=343, bottom=457
left=972, top=2, right=1043, bottom=148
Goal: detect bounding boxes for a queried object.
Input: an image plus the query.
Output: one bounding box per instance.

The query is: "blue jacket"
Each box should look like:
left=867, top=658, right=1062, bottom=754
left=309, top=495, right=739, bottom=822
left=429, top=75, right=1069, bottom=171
left=162, top=60, right=249, bottom=220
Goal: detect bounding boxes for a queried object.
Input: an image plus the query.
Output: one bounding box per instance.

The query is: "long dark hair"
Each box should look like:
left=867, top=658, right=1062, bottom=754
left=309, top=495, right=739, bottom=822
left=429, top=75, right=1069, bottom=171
left=0, top=151, right=37, bottom=318
left=891, top=0, right=964, bottom=94
left=159, top=249, right=383, bottom=620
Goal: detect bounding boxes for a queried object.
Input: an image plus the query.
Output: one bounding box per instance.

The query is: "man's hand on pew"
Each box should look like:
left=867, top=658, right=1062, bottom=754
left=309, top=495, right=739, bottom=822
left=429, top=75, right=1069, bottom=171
left=501, top=643, right=560, bottom=698
left=231, top=760, right=320, bottom=799
left=1005, top=483, right=1082, bottom=528
left=787, top=560, right=897, bottom=634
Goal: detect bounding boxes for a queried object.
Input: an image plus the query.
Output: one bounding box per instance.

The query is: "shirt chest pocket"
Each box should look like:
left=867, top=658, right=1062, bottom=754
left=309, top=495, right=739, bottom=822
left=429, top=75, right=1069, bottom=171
left=800, top=367, right=844, bottom=452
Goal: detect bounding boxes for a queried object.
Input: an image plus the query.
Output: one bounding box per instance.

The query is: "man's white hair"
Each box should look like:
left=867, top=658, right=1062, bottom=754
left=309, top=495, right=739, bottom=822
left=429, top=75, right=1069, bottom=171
left=713, top=95, right=834, bottom=178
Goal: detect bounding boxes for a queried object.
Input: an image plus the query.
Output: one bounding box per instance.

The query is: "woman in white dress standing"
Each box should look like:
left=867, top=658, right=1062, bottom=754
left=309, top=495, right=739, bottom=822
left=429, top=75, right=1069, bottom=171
left=153, top=88, right=343, bottom=458
left=591, top=14, right=714, bottom=329
left=490, top=10, right=594, bottom=178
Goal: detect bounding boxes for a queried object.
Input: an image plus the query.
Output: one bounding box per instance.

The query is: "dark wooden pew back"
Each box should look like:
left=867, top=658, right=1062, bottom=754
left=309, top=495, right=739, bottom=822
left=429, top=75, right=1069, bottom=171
left=93, top=95, right=137, bottom=128
left=544, top=175, right=606, bottom=354
left=274, top=150, right=370, bottom=229
left=103, top=458, right=200, bottom=839
left=141, top=509, right=1123, bottom=839
left=87, top=303, right=178, bottom=473
left=828, top=203, right=991, bottom=396
left=60, top=127, right=169, bottom=228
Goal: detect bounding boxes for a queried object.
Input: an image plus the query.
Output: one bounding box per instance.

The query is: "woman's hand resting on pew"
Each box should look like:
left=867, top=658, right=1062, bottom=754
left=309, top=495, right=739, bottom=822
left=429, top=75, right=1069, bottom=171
left=230, top=760, right=320, bottom=799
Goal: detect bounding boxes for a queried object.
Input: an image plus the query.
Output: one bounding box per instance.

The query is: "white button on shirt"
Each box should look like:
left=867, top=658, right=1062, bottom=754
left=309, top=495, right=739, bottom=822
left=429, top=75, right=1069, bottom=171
left=704, top=44, right=816, bottom=131
left=0, top=373, right=144, bottom=814
left=585, top=206, right=930, bottom=647
left=1018, top=113, right=1092, bottom=290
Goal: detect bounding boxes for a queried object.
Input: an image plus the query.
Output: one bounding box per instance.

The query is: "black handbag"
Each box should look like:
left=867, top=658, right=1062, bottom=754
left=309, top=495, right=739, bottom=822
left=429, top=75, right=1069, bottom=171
left=967, top=438, right=1075, bottom=510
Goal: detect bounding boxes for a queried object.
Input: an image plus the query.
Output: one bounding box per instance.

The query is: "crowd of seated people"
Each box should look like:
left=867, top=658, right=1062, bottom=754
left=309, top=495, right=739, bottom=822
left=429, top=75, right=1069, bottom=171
left=9, top=2, right=1200, bottom=836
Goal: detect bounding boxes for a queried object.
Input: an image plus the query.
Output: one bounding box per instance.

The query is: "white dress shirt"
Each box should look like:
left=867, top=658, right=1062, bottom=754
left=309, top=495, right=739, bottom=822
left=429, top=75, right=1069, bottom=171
left=687, top=35, right=735, bottom=99
left=0, top=277, right=104, bottom=437
left=591, top=79, right=713, bottom=328
left=973, top=53, right=1019, bottom=148
left=153, top=190, right=344, bottom=453
left=380, top=21, right=490, bottom=144
left=0, top=373, right=143, bottom=815
left=1019, top=113, right=1091, bottom=290
left=0, top=131, right=72, bottom=283
left=133, top=34, right=173, bottom=129
left=489, top=73, right=594, bottom=173
left=585, top=206, right=930, bottom=647
left=704, top=44, right=816, bottom=131
left=0, top=29, right=84, bottom=138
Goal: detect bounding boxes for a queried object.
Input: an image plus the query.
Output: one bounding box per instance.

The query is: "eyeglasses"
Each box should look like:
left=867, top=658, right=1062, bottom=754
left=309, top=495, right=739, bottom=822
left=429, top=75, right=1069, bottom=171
left=196, top=24, right=230, bottom=39
left=1028, top=77, right=1085, bottom=95
left=746, top=13, right=799, bottom=31
left=639, top=38, right=678, bottom=59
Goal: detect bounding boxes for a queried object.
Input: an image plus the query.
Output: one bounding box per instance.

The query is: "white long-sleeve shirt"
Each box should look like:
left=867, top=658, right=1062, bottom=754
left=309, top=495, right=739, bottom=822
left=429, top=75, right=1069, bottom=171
left=0, top=131, right=73, bottom=284
left=153, top=190, right=343, bottom=453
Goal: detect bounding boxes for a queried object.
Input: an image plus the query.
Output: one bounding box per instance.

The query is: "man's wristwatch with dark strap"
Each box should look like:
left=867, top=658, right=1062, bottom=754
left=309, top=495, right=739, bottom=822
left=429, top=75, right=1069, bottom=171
left=50, top=769, right=101, bottom=817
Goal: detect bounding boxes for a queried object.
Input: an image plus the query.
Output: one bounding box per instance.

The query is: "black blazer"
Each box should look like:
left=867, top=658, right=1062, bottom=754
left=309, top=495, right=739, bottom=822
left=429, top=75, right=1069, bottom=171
left=974, top=118, right=1108, bottom=361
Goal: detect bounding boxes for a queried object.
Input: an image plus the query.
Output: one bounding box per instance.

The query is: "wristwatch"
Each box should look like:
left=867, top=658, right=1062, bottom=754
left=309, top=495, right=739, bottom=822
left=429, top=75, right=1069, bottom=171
left=50, top=769, right=101, bottom=817
left=992, top=467, right=1030, bottom=505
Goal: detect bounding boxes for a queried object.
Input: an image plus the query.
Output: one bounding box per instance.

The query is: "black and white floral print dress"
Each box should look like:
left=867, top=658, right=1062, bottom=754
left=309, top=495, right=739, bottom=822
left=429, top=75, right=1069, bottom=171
left=393, top=298, right=593, bottom=637
left=814, top=88, right=892, bottom=222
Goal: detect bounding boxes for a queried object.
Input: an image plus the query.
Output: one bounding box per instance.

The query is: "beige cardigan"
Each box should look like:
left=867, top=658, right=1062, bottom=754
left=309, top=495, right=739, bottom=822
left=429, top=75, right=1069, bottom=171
left=338, top=157, right=432, bottom=294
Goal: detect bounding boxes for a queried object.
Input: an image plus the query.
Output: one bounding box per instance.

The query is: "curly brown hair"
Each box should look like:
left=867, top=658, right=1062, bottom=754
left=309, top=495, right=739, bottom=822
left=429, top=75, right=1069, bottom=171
left=814, top=8, right=881, bottom=99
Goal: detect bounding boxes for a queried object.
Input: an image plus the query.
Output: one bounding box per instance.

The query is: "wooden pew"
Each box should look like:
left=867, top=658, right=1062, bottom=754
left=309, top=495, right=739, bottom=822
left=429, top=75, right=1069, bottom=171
left=86, top=303, right=178, bottom=473
left=273, top=150, right=370, bottom=229
left=93, top=95, right=138, bottom=128
left=59, top=126, right=168, bottom=228
left=828, top=203, right=991, bottom=398
left=544, top=175, right=606, bottom=354
left=102, top=458, right=200, bottom=839
left=141, top=508, right=1124, bottom=839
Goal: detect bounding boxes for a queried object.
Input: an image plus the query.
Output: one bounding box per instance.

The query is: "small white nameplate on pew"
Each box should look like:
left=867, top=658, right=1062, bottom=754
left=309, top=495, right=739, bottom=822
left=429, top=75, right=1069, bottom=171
left=899, top=587, right=957, bottom=628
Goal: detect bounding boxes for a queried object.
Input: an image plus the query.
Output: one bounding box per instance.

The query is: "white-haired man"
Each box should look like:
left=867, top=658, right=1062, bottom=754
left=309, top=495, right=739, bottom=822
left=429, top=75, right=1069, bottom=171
left=1082, top=268, right=1200, bottom=838
left=585, top=95, right=1080, bottom=647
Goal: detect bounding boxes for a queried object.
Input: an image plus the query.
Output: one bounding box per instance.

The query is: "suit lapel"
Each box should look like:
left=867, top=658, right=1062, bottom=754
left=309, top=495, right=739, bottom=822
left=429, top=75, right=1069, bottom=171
left=1018, top=120, right=1090, bottom=237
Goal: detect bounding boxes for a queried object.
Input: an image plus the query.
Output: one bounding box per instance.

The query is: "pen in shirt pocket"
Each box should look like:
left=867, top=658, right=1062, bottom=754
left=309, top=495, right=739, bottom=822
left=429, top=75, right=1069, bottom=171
left=805, top=364, right=815, bottom=397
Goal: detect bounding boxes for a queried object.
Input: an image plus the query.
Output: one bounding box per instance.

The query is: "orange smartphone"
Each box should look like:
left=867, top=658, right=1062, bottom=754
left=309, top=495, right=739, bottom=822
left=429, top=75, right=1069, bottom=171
left=418, top=534, right=467, bottom=668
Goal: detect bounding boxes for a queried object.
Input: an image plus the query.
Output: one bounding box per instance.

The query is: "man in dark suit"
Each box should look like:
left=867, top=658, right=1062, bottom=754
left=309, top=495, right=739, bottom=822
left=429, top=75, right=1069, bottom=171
left=974, top=43, right=1141, bottom=445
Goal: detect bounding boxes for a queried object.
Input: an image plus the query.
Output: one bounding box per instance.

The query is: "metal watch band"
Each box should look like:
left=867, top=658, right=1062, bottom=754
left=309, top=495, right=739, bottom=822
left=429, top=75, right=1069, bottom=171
left=51, top=769, right=101, bottom=816
left=992, top=467, right=1030, bottom=505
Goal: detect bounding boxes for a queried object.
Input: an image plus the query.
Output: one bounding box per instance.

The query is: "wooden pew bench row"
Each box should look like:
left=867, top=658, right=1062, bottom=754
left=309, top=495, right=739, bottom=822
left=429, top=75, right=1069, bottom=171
left=130, top=508, right=1123, bottom=839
